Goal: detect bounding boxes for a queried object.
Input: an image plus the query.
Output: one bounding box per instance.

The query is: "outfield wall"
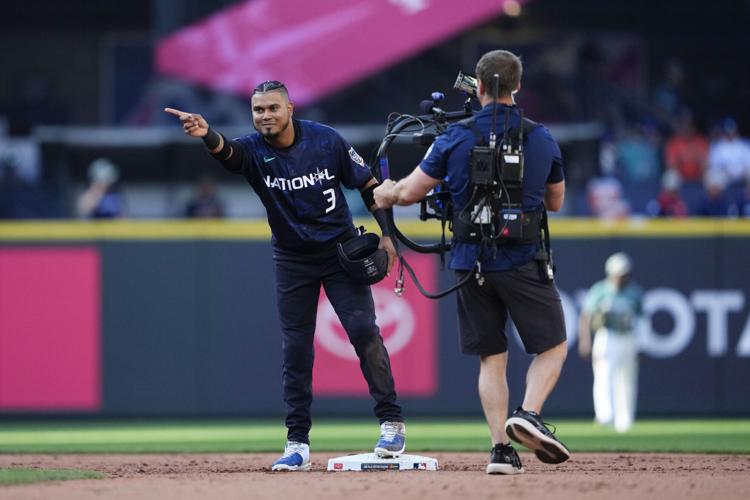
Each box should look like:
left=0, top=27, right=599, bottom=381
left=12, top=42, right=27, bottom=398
left=1, top=218, right=749, bottom=417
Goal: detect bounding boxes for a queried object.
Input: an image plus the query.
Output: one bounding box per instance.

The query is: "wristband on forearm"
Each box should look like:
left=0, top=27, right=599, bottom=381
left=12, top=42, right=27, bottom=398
left=204, top=130, right=234, bottom=162
left=201, top=127, right=222, bottom=150
left=372, top=208, right=391, bottom=236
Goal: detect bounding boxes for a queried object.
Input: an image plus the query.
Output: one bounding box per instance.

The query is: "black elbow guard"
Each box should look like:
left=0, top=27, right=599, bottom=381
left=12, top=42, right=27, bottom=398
left=361, top=182, right=391, bottom=236
left=360, top=183, right=376, bottom=209
left=372, top=208, right=391, bottom=236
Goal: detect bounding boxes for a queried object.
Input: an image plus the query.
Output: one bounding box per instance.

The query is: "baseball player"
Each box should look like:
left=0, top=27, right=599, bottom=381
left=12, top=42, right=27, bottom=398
left=578, top=252, right=644, bottom=432
left=165, top=80, right=406, bottom=471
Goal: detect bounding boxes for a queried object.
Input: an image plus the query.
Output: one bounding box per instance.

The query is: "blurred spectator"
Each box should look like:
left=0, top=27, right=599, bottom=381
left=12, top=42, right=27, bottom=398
left=647, top=170, right=687, bottom=218
left=664, top=108, right=708, bottom=183
left=77, top=158, right=125, bottom=219
left=599, top=139, right=618, bottom=177
left=696, top=170, right=731, bottom=217
left=0, top=138, right=41, bottom=185
left=707, top=117, right=750, bottom=187
left=587, top=177, right=630, bottom=219
left=652, top=59, right=687, bottom=120
left=0, top=138, right=64, bottom=218
left=615, top=122, right=661, bottom=184
left=0, top=139, right=42, bottom=218
left=185, top=174, right=225, bottom=218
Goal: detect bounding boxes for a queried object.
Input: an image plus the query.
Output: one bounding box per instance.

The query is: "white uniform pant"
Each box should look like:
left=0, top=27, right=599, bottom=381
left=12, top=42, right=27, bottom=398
left=591, top=328, right=638, bottom=432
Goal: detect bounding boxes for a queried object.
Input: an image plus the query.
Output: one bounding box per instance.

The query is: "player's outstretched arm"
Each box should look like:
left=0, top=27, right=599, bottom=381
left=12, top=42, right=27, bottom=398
left=164, top=107, right=226, bottom=155
left=164, top=107, right=244, bottom=171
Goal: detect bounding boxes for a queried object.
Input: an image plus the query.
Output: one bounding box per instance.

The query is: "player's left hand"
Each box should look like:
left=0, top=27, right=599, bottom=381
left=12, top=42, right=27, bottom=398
left=380, top=236, right=397, bottom=275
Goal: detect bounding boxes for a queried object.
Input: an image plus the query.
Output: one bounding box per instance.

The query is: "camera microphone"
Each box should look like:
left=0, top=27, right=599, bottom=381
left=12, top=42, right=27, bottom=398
left=420, top=91, right=446, bottom=115
left=419, top=100, right=444, bottom=114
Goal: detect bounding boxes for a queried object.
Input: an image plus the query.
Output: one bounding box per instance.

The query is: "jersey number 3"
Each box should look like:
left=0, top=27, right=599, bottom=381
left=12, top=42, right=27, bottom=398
left=323, top=188, right=336, bottom=213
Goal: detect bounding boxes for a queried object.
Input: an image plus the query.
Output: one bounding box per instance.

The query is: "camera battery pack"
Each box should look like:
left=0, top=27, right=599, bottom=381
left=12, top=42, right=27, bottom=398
left=471, top=146, right=495, bottom=185
left=498, top=208, right=523, bottom=239
left=500, top=151, right=524, bottom=183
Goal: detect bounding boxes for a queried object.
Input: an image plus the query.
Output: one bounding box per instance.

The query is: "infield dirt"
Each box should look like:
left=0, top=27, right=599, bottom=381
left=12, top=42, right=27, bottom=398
left=1, top=452, right=748, bottom=499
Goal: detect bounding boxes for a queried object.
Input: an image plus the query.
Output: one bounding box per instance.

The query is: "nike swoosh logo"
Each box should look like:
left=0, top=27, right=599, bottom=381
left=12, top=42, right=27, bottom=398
left=264, top=156, right=276, bottom=163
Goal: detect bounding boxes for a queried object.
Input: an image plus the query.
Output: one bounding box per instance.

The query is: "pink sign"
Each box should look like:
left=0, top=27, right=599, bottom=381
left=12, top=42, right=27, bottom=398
left=156, top=0, right=515, bottom=105
left=0, top=248, right=101, bottom=411
left=313, top=251, right=437, bottom=396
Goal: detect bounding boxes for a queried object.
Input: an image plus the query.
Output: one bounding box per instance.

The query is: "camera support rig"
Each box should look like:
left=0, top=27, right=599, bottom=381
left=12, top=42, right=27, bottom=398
left=373, top=92, right=474, bottom=256
left=371, top=78, right=478, bottom=298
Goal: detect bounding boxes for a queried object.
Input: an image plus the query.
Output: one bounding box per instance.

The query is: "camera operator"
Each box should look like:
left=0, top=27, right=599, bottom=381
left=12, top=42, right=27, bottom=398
left=374, top=50, right=569, bottom=474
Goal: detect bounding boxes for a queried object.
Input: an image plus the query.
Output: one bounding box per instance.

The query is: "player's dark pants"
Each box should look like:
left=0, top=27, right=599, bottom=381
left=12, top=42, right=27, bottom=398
left=274, top=245, right=403, bottom=445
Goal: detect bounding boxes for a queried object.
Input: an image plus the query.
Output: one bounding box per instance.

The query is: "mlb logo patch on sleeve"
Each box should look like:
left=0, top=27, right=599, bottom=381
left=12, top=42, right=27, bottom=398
left=348, top=147, right=366, bottom=167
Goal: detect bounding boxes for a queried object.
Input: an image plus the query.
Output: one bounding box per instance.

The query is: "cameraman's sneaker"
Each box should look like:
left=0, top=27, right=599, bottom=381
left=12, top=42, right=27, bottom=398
left=374, top=421, right=406, bottom=458
left=486, top=442, right=524, bottom=475
left=505, top=407, right=570, bottom=464
left=271, top=441, right=311, bottom=471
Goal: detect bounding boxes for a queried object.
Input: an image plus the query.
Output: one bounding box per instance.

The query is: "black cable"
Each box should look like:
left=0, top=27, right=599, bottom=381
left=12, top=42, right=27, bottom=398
left=399, top=255, right=477, bottom=299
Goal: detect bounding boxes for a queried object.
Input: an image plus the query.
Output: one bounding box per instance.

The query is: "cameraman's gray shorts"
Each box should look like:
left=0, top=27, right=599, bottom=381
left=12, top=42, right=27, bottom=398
left=455, top=260, right=566, bottom=356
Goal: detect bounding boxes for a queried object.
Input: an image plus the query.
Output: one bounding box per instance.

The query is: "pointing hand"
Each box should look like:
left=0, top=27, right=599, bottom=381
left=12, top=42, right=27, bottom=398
left=164, top=108, right=209, bottom=137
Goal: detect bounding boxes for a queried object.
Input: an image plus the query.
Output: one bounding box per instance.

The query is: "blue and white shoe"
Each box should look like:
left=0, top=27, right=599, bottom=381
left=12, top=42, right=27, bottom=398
left=271, top=441, right=311, bottom=471
left=374, top=421, right=406, bottom=458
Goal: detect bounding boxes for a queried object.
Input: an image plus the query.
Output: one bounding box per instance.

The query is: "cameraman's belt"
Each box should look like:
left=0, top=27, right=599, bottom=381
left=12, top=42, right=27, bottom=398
left=452, top=210, right=543, bottom=244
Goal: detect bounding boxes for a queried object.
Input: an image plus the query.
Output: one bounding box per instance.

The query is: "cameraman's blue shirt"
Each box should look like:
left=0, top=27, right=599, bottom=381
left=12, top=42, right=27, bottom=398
left=224, top=119, right=373, bottom=251
left=419, top=103, right=564, bottom=271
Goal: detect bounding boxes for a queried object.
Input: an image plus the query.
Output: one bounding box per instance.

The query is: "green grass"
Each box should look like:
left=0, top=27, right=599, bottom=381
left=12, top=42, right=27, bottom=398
left=0, top=419, right=748, bottom=454
left=0, top=468, right=105, bottom=485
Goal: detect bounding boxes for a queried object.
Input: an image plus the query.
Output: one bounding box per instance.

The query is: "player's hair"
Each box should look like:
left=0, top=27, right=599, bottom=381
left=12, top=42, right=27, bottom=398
left=475, top=50, right=522, bottom=97
left=252, top=80, right=290, bottom=99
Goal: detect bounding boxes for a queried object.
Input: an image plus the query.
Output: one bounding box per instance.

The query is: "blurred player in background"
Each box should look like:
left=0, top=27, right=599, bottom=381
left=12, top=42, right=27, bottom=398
left=578, top=252, right=644, bottom=432
left=165, top=80, right=406, bottom=471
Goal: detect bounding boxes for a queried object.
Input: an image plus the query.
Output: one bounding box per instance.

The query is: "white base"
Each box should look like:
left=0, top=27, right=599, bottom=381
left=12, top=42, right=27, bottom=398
left=327, top=453, right=439, bottom=471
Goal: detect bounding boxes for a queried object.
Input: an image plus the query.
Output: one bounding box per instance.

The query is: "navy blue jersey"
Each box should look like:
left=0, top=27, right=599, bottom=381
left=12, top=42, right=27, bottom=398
left=420, top=103, right=564, bottom=271
left=223, top=119, right=373, bottom=251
